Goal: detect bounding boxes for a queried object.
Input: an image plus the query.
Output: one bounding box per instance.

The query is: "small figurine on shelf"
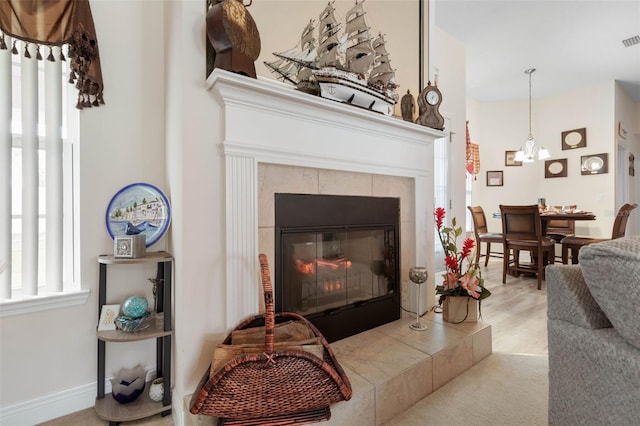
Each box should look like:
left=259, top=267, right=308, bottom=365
left=147, top=277, right=164, bottom=312
left=111, top=365, right=146, bottom=404
left=401, top=90, right=416, bottom=122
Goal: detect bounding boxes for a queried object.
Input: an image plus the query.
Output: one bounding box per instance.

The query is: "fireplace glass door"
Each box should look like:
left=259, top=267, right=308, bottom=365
left=275, top=193, right=401, bottom=342
left=281, top=228, right=396, bottom=316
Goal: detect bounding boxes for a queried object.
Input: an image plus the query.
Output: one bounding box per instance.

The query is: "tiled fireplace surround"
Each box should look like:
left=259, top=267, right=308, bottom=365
left=192, top=70, right=492, bottom=425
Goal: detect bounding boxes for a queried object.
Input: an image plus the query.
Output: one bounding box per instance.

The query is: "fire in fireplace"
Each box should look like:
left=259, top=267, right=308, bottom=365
left=275, top=193, right=401, bottom=342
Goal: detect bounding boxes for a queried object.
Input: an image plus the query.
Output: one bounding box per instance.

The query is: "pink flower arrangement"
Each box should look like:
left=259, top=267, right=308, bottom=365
left=434, top=207, right=491, bottom=301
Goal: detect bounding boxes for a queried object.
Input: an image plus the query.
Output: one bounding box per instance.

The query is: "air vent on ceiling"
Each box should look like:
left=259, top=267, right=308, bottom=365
left=622, top=35, right=640, bottom=47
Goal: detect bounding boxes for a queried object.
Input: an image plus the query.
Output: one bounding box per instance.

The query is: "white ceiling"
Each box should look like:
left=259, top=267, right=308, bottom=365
left=433, top=0, right=640, bottom=103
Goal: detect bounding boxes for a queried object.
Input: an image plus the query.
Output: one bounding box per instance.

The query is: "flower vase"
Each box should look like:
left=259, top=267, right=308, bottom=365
left=443, top=296, right=479, bottom=323
left=148, top=377, right=164, bottom=402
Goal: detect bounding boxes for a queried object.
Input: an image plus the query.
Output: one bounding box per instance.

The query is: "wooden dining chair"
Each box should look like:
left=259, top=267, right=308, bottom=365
left=467, top=206, right=503, bottom=267
left=561, top=203, right=637, bottom=264
left=500, top=204, right=555, bottom=290
left=545, top=219, right=575, bottom=243
left=546, top=219, right=575, bottom=261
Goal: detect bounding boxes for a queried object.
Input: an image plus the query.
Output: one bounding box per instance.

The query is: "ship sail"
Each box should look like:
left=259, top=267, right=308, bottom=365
left=300, top=19, right=315, bottom=49
left=266, top=19, right=319, bottom=85
left=369, top=33, right=397, bottom=89
left=264, top=57, right=299, bottom=84
left=317, top=2, right=343, bottom=68
left=344, top=0, right=375, bottom=75
left=267, top=0, right=399, bottom=116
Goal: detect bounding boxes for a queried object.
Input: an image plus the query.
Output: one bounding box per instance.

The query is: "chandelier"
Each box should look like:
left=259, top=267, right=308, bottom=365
left=514, top=68, right=550, bottom=163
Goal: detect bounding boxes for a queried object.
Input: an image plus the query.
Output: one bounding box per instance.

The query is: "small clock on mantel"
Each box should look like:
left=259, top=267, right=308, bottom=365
left=415, top=81, right=445, bottom=130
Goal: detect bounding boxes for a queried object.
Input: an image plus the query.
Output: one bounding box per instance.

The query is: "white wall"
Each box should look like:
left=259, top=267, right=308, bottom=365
left=1, top=1, right=168, bottom=423
left=469, top=80, right=635, bottom=239
left=2, top=0, right=636, bottom=423
left=614, top=84, right=640, bottom=235
left=1, top=1, right=460, bottom=425
left=432, top=27, right=467, bottom=230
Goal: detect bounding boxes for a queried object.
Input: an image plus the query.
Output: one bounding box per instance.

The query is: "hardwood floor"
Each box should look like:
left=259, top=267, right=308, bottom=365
left=473, top=257, right=549, bottom=356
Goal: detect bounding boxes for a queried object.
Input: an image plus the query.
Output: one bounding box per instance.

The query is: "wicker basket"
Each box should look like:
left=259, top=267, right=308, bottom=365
left=189, top=254, right=352, bottom=425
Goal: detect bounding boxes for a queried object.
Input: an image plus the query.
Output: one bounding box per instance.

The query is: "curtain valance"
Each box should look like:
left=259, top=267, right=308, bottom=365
left=466, top=121, right=481, bottom=180
left=0, top=0, right=104, bottom=109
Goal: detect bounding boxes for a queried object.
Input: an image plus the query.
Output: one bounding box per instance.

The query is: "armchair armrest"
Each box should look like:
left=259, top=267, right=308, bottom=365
left=546, top=265, right=611, bottom=329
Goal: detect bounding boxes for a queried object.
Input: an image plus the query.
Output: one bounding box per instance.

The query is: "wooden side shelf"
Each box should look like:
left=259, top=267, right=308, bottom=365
left=95, top=380, right=172, bottom=422
left=95, top=251, right=173, bottom=424
left=97, top=322, right=173, bottom=342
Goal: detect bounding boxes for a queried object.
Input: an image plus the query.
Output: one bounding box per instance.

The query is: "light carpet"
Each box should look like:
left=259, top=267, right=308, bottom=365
left=385, top=352, right=549, bottom=426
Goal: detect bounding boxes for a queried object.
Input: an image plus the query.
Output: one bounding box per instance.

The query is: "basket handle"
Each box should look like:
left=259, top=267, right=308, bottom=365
left=258, top=254, right=275, bottom=355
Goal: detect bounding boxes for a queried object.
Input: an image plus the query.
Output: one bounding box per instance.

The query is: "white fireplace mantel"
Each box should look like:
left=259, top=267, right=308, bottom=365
left=206, top=69, right=444, bottom=328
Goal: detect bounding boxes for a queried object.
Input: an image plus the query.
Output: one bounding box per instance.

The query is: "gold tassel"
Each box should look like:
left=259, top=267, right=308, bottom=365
left=0, top=35, right=6, bottom=50
left=47, top=47, right=55, bottom=62
left=11, top=40, right=18, bottom=55
left=59, top=46, right=66, bottom=61
left=36, top=45, right=43, bottom=60
left=24, top=43, right=31, bottom=58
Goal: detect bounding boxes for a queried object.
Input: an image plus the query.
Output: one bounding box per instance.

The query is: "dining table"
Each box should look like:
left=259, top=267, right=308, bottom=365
left=539, top=211, right=597, bottom=235
left=492, top=210, right=597, bottom=236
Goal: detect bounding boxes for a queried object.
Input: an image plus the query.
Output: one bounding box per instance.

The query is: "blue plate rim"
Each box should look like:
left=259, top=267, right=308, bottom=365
left=105, top=182, right=171, bottom=247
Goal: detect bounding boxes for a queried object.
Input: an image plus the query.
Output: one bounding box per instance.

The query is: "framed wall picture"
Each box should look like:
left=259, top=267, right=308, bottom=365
left=505, top=151, right=522, bottom=166
left=545, top=159, right=568, bottom=178
left=561, top=127, right=587, bottom=150
left=618, top=122, right=628, bottom=140
left=486, top=170, right=503, bottom=186
left=98, top=304, right=120, bottom=331
left=581, top=153, right=608, bottom=175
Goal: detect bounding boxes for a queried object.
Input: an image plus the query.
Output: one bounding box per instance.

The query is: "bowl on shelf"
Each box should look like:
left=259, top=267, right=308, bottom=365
left=111, top=365, right=146, bottom=404
left=115, top=312, right=152, bottom=332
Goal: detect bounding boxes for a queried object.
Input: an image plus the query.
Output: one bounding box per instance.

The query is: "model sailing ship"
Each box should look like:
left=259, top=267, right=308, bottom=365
left=264, top=0, right=399, bottom=116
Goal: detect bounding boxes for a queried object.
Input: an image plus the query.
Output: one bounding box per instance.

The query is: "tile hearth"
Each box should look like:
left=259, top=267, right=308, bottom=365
left=186, top=313, right=491, bottom=426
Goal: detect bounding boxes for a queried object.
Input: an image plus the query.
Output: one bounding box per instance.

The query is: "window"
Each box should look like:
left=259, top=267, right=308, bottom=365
left=0, top=38, right=87, bottom=316
left=433, top=131, right=449, bottom=273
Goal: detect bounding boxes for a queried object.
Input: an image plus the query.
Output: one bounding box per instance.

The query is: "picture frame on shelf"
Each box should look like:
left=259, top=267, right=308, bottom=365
left=561, top=127, right=587, bottom=150
left=505, top=151, right=522, bottom=166
left=486, top=170, right=503, bottom=187
left=545, top=159, right=568, bottom=178
left=581, top=153, right=608, bottom=175
left=98, top=304, right=120, bottom=331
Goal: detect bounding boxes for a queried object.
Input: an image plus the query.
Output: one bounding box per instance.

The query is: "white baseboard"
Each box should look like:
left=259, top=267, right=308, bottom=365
left=1, top=366, right=159, bottom=425
left=1, top=382, right=96, bottom=426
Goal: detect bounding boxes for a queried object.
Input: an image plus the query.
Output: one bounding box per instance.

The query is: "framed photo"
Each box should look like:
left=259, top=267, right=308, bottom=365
left=618, top=122, right=628, bottom=140
left=98, top=304, right=120, bottom=331
left=581, top=153, right=608, bottom=175
left=544, top=159, right=568, bottom=178
left=561, top=127, right=587, bottom=150
left=486, top=170, right=503, bottom=187
left=505, top=151, right=522, bottom=166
